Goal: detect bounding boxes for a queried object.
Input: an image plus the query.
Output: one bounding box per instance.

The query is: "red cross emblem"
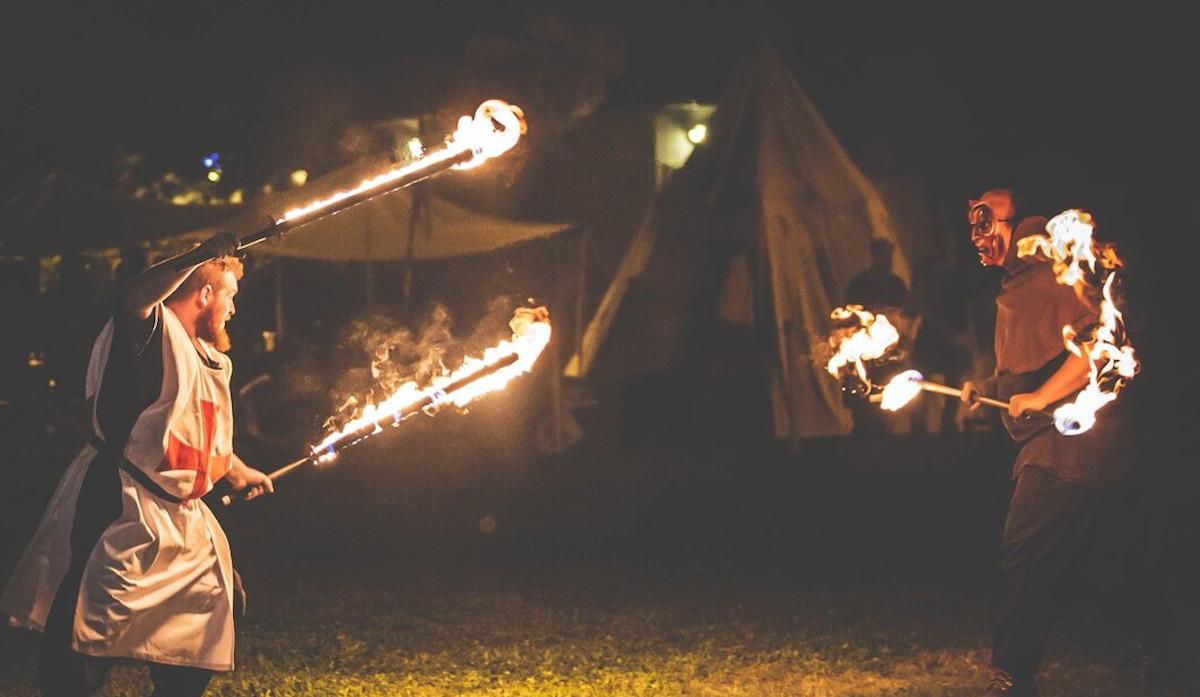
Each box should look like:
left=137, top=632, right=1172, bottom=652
left=159, top=400, right=232, bottom=500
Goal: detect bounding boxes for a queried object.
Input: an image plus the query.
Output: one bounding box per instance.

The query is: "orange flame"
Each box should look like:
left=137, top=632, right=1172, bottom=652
left=312, top=313, right=551, bottom=464
left=1018, top=210, right=1138, bottom=435
left=277, top=100, right=526, bottom=225
left=825, top=305, right=901, bottom=388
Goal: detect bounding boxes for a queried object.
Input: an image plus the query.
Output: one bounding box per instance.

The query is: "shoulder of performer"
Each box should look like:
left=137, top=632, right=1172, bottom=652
left=112, top=300, right=162, bottom=358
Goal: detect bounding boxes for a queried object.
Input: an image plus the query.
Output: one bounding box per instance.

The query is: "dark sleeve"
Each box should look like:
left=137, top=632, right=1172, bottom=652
left=94, top=306, right=165, bottom=446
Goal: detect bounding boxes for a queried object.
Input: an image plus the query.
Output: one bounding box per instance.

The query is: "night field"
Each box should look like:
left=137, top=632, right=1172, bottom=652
left=4, top=426, right=1197, bottom=696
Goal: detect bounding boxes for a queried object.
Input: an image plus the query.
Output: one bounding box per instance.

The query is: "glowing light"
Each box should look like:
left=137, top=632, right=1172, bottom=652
left=207, top=170, right=222, bottom=183
left=277, top=100, right=525, bottom=225
left=686, top=123, right=707, bottom=144
left=825, top=305, right=900, bottom=389
left=879, top=370, right=924, bottom=411
left=406, top=137, right=424, bottom=159
left=1018, top=210, right=1138, bottom=435
left=290, top=169, right=308, bottom=186
left=311, top=314, right=550, bottom=465
left=229, top=189, right=244, bottom=205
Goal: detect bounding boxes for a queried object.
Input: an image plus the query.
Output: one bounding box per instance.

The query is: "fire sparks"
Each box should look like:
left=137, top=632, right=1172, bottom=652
left=311, top=309, right=551, bottom=464
left=824, top=305, right=902, bottom=392
left=277, top=100, right=526, bottom=225
left=1018, top=210, right=1138, bottom=435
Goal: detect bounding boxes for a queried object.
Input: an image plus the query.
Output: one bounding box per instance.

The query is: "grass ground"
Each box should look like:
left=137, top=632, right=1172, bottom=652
left=2, top=432, right=1196, bottom=696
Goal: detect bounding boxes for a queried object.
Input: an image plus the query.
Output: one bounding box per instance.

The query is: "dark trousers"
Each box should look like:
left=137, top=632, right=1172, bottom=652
left=992, top=466, right=1171, bottom=680
left=38, top=454, right=214, bottom=697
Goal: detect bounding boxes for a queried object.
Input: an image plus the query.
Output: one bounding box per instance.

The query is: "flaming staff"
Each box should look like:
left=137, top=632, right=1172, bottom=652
left=221, top=309, right=551, bottom=506
left=174, top=100, right=526, bottom=271
left=1017, top=209, right=1138, bottom=434
left=826, top=208, right=1135, bottom=437
left=823, top=306, right=1064, bottom=430
left=874, top=369, right=1068, bottom=432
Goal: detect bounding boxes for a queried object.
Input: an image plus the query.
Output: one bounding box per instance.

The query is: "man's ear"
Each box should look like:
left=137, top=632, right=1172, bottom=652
left=198, top=283, right=214, bottom=307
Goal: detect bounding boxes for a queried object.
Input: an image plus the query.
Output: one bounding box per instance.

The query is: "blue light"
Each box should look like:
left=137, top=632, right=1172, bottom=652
left=203, top=152, right=220, bottom=169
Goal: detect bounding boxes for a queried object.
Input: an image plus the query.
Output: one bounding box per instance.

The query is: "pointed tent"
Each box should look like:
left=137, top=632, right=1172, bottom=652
left=568, top=40, right=913, bottom=441
left=190, top=157, right=572, bottom=261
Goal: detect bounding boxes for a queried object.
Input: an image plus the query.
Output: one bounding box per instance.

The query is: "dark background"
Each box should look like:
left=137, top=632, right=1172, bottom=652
left=2, top=3, right=1198, bottom=692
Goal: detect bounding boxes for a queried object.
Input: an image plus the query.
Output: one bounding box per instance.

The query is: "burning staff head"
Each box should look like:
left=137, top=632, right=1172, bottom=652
left=1017, top=209, right=1138, bottom=434
left=176, top=100, right=528, bottom=273
left=277, top=100, right=527, bottom=226
left=221, top=306, right=552, bottom=507
left=311, top=305, right=552, bottom=464
left=824, top=305, right=906, bottom=397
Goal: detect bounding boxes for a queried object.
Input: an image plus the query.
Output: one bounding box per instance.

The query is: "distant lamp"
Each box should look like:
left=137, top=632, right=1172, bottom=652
left=686, top=123, right=708, bottom=145
left=202, top=152, right=220, bottom=169
left=229, top=189, right=244, bottom=205
left=207, top=170, right=222, bottom=183
left=290, top=169, right=309, bottom=186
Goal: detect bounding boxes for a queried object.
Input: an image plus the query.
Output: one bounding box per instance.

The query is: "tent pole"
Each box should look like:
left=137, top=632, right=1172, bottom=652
left=550, top=328, right=563, bottom=452
left=365, top=261, right=375, bottom=308
left=575, top=229, right=587, bottom=372
left=273, top=258, right=285, bottom=343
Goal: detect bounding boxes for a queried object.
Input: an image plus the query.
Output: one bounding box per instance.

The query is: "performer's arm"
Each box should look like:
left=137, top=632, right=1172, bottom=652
left=119, top=232, right=240, bottom=322
left=224, top=453, right=275, bottom=500
left=1007, top=352, right=1091, bottom=417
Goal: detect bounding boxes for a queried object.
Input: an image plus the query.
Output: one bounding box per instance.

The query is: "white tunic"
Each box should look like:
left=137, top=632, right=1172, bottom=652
left=1, top=306, right=237, bottom=670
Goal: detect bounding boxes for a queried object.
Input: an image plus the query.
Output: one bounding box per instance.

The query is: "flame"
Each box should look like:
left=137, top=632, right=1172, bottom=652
left=450, top=100, right=527, bottom=170
left=825, top=305, right=901, bottom=389
left=277, top=100, right=526, bottom=224
left=1018, top=210, right=1138, bottom=435
left=311, top=317, right=551, bottom=464
left=879, top=369, right=925, bottom=411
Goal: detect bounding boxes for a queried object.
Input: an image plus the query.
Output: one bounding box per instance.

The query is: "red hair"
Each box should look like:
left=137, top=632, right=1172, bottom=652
left=167, top=257, right=244, bottom=303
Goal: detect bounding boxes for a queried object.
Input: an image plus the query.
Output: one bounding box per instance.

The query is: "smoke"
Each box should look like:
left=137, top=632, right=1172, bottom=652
left=324, top=296, right=517, bottom=433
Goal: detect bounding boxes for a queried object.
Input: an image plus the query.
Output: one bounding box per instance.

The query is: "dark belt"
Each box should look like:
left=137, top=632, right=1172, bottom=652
left=89, top=435, right=184, bottom=505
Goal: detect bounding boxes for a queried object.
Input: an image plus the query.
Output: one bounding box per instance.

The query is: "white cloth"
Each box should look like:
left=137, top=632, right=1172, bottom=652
left=2, top=306, right=237, bottom=670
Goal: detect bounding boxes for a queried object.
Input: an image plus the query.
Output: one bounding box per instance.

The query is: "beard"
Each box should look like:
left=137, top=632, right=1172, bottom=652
left=198, top=305, right=232, bottom=353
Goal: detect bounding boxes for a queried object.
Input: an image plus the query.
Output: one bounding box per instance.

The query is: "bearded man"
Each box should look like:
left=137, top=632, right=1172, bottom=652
left=2, top=232, right=273, bottom=697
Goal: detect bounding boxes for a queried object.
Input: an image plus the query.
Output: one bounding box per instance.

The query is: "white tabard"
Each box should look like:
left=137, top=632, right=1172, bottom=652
left=1, top=306, right=237, bottom=670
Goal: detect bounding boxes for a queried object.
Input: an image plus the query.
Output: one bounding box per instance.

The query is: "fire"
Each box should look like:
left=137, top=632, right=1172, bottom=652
left=825, top=305, right=901, bottom=390
left=311, top=311, right=551, bottom=464
left=277, top=100, right=526, bottom=224
left=449, top=100, right=527, bottom=170
left=879, top=369, right=924, bottom=411
left=1018, top=210, right=1138, bottom=434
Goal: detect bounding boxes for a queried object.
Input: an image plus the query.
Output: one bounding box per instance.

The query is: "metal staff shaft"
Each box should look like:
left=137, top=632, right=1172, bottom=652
left=219, top=455, right=311, bottom=507
left=874, top=378, right=1054, bottom=419
left=918, top=379, right=1056, bottom=419
left=221, top=351, right=521, bottom=507
left=174, top=148, right=476, bottom=271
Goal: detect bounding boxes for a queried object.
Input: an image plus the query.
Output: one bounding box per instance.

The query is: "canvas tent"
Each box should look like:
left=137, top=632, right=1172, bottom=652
left=567, top=40, right=914, bottom=441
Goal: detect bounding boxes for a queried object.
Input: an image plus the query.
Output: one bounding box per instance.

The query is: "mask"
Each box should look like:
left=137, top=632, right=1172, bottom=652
left=968, top=200, right=1012, bottom=266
